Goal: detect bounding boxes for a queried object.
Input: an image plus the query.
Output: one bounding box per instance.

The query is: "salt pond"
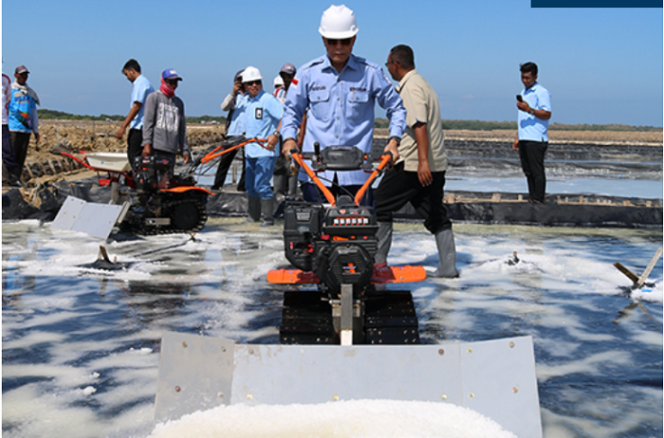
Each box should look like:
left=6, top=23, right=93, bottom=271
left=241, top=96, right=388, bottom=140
left=2, top=218, right=662, bottom=437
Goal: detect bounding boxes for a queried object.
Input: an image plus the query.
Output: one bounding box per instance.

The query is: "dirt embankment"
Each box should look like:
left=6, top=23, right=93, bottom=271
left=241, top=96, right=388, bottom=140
left=4, top=120, right=662, bottom=191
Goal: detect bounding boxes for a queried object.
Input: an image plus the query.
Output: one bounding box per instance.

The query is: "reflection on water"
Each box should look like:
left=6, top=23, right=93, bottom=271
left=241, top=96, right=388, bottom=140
left=2, top=219, right=662, bottom=438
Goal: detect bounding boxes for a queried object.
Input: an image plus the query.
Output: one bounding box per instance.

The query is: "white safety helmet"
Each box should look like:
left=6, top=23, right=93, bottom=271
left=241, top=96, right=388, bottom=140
left=319, top=4, right=358, bottom=39
left=242, top=66, right=263, bottom=83
left=273, top=75, right=284, bottom=88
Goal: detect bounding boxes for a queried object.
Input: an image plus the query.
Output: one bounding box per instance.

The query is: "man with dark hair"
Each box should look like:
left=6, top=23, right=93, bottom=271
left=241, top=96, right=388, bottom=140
left=389, top=44, right=414, bottom=68
left=513, top=62, right=551, bottom=203
left=116, top=58, right=154, bottom=171
left=374, top=44, right=458, bottom=278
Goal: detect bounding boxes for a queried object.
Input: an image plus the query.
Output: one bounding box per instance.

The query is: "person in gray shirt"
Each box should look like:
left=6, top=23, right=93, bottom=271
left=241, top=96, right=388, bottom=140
left=142, top=68, right=190, bottom=178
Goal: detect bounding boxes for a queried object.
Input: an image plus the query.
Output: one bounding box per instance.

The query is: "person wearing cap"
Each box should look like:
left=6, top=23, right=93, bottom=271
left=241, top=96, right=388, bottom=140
left=8, top=65, right=40, bottom=184
left=141, top=69, right=190, bottom=179
left=212, top=69, right=247, bottom=191
left=280, top=4, right=406, bottom=205
left=273, top=63, right=296, bottom=105
left=375, top=44, right=458, bottom=278
left=272, top=62, right=299, bottom=198
left=235, top=66, right=283, bottom=226
left=116, top=59, right=155, bottom=172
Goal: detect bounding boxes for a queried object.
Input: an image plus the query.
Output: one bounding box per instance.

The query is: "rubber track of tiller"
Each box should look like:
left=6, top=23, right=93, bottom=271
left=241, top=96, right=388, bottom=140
left=136, top=197, right=208, bottom=236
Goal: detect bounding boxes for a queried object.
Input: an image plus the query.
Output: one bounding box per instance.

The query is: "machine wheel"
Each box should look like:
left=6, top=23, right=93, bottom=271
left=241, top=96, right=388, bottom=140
left=170, top=200, right=202, bottom=231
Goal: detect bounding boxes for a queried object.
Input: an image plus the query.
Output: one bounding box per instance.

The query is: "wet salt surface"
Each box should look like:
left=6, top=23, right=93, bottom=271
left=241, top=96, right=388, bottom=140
left=2, top=219, right=662, bottom=438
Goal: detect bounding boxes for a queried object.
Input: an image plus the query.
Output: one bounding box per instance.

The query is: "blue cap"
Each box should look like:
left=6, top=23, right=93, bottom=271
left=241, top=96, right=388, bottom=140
left=162, top=69, right=182, bottom=81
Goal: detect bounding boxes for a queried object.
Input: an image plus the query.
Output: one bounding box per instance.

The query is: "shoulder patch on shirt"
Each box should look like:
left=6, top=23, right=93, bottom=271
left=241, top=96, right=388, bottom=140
left=301, top=57, right=325, bottom=71
left=355, top=56, right=379, bottom=70
left=291, top=78, right=299, bottom=87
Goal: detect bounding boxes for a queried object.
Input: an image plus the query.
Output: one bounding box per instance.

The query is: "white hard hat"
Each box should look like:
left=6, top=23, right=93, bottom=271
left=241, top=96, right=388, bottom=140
left=273, top=75, right=284, bottom=88
left=319, top=4, right=358, bottom=39
left=242, top=66, right=263, bottom=82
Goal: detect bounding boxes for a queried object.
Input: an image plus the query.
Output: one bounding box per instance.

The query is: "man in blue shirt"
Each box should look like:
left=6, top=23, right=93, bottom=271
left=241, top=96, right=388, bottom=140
left=116, top=59, right=155, bottom=172
left=8, top=65, right=40, bottom=184
left=280, top=4, right=406, bottom=205
left=237, top=66, right=283, bottom=226
left=512, top=62, right=552, bottom=203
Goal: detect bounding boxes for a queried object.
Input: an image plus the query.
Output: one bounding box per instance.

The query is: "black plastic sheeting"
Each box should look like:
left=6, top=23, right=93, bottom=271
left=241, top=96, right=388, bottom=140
left=3, top=139, right=661, bottom=229
left=3, top=180, right=661, bottom=229
left=397, top=199, right=662, bottom=229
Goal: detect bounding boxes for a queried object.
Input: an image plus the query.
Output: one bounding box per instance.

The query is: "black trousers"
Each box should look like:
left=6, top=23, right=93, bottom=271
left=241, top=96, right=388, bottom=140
left=127, top=128, right=144, bottom=171
left=213, top=147, right=245, bottom=190
left=10, top=131, right=31, bottom=180
left=518, top=140, right=547, bottom=202
left=374, top=162, right=451, bottom=234
left=273, top=153, right=289, bottom=196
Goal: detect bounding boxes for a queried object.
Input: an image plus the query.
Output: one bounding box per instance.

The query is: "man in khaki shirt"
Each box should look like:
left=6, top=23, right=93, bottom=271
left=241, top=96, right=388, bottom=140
left=374, top=44, right=458, bottom=278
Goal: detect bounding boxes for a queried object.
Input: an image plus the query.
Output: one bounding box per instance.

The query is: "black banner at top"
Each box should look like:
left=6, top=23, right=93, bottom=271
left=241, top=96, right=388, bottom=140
left=532, top=0, right=661, bottom=6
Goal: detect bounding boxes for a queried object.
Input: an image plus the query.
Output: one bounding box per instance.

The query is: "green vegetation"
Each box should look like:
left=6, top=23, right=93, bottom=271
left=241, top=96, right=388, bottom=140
left=441, top=120, right=517, bottom=130
left=39, top=110, right=660, bottom=131
left=39, top=109, right=124, bottom=122
left=186, top=115, right=226, bottom=124
left=548, top=122, right=660, bottom=132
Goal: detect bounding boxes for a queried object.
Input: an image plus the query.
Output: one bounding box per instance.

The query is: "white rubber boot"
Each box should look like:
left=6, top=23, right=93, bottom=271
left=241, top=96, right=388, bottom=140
left=374, top=221, right=393, bottom=266
left=430, top=228, right=459, bottom=278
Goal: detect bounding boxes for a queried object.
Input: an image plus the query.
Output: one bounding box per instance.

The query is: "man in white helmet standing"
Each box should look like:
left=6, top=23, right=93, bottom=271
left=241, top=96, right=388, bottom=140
left=280, top=4, right=406, bottom=205
left=236, top=66, right=283, bottom=226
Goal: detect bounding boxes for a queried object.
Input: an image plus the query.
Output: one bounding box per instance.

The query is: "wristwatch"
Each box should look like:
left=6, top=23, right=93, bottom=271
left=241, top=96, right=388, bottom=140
left=389, top=136, right=401, bottom=146
left=528, top=108, right=535, bottom=115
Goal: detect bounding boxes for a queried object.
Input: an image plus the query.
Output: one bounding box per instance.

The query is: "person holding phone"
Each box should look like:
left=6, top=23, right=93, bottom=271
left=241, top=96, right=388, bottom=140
left=512, top=62, right=552, bottom=203
left=213, top=69, right=247, bottom=191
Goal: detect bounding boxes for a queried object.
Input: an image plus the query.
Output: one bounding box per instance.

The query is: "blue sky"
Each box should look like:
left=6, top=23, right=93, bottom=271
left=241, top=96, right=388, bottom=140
left=2, top=0, right=662, bottom=126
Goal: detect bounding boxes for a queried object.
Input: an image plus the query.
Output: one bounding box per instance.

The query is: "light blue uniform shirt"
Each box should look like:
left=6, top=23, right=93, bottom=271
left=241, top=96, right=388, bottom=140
left=129, top=74, right=154, bottom=130
left=227, top=93, right=247, bottom=136
left=281, top=54, right=406, bottom=186
left=237, top=89, right=283, bottom=158
left=518, top=82, right=551, bottom=142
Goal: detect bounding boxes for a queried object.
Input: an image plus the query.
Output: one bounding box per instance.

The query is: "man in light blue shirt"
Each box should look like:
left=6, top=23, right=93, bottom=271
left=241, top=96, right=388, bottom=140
left=116, top=59, right=154, bottom=171
left=237, top=66, right=283, bottom=226
left=280, top=4, right=406, bottom=205
left=512, top=62, right=552, bottom=203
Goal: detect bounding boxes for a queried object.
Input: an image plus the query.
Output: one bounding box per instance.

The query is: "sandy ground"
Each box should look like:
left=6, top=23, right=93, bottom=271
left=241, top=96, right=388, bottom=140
left=3, top=120, right=662, bottom=192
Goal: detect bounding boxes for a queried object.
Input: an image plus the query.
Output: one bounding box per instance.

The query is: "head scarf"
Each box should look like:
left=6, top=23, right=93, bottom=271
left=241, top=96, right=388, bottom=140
left=160, top=77, right=176, bottom=98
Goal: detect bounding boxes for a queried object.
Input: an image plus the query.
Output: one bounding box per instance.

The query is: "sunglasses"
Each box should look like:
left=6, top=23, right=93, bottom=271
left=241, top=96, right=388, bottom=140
left=165, top=79, right=179, bottom=86
left=245, top=80, right=261, bottom=86
left=326, top=38, right=352, bottom=46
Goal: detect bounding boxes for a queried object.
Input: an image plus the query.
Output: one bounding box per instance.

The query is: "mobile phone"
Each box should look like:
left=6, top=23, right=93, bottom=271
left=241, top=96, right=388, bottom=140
left=516, top=95, right=523, bottom=102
